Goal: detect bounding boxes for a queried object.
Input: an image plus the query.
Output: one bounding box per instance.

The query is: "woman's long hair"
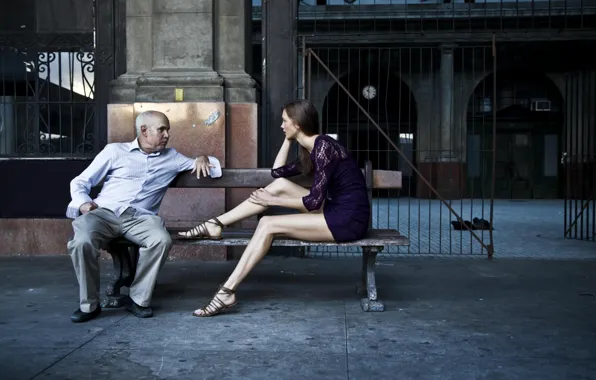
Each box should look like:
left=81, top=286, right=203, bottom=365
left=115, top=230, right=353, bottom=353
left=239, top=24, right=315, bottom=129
left=282, top=99, right=319, bottom=175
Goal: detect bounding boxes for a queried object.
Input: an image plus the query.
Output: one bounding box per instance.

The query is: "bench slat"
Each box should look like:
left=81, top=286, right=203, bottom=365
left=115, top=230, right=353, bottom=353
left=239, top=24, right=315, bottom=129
left=171, top=169, right=402, bottom=189
left=111, top=228, right=409, bottom=247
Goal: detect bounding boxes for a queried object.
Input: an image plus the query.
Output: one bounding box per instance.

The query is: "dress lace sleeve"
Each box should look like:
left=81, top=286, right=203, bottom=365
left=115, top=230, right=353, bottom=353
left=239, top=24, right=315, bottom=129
left=271, top=160, right=302, bottom=178
left=302, top=138, right=341, bottom=211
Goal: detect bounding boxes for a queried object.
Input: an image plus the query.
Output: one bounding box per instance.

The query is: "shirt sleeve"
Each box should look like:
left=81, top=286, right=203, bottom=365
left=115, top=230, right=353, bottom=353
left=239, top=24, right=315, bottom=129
left=271, top=161, right=302, bottom=178
left=176, top=151, right=197, bottom=172
left=65, top=145, right=114, bottom=219
left=176, top=152, right=222, bottom=178
left=302, top=139, right=339, bottom=211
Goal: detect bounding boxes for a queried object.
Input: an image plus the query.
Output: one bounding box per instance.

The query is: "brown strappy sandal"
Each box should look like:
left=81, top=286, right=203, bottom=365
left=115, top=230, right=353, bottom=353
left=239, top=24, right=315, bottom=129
left=192, top=285, right=237, bottom=317
left=178, top=217, right=225, bottom=240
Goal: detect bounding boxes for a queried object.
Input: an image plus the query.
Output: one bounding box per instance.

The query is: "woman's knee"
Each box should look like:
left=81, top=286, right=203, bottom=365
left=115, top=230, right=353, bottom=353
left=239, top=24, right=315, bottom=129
left=256, top=215, right=277, bottom=233
left=265, top=178, right=292, bottom=196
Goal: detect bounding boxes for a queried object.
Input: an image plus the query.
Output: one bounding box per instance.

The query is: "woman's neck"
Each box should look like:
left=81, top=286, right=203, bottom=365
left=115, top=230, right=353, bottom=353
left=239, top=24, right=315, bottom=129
left=296, top=134, right=319, bottom=153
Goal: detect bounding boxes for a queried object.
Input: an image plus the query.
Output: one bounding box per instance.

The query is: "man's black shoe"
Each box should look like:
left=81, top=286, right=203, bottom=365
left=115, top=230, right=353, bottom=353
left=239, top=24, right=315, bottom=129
left=71, top=306, right=101, bottom=323
left=124, top=296, right=153, bottom=318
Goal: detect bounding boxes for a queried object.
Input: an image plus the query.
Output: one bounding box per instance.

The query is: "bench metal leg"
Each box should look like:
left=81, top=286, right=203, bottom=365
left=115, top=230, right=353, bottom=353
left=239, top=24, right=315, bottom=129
left=358, top=246, right=385, bottom=312
left=101, top=243, right=139, bottom=308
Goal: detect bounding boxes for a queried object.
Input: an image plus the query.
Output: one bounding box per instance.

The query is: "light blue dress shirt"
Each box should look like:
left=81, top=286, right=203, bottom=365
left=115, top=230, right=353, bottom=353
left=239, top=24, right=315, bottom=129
left=66, top=139, right=220, bottom=219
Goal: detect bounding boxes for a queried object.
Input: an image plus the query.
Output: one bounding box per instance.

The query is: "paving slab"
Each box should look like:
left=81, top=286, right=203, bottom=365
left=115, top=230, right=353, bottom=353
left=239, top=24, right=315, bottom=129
left=0, top=256, right=595, bottom=380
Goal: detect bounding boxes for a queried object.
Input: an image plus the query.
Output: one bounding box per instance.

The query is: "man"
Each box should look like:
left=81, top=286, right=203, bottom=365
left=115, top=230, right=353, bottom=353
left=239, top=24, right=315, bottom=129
left=66, top=110, right=221, bottom=323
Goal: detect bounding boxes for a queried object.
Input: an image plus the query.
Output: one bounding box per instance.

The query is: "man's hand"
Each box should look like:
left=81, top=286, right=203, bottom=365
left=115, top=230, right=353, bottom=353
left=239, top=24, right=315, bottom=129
left=79, top=202, right=98, bottom=215
left=248, top=188, right=277, bottom=207
left=192, top=156, right=215, bottom=179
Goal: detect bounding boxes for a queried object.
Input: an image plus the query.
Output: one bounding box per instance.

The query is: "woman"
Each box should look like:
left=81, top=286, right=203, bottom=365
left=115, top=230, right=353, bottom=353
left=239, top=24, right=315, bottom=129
left=179, top=99, right=370, bottom=317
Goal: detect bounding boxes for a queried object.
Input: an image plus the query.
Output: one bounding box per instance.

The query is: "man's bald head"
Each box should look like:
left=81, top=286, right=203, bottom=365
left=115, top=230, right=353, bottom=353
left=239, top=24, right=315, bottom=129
left=135, top=111, right=169, bottom=137
left=135, top=110, right=171, bottom=153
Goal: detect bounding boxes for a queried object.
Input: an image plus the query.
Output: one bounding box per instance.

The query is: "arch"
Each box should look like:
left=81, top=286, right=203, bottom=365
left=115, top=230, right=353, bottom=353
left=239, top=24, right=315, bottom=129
left=321, top=67, right=418, bottom=195
left=465, top=69, right=565, bottom=199
left=466, top=68, right=565, bottom=115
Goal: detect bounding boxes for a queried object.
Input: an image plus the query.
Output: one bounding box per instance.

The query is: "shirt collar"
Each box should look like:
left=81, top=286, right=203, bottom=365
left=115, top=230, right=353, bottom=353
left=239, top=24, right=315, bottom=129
left=128, top=138, right=162, bottom=156
left=129, top=138, right=141, bottom=152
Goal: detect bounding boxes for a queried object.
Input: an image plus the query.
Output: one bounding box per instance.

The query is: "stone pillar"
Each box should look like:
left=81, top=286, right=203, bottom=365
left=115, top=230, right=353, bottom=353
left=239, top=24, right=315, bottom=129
left=261, top=0, right=298, bottom=166
left=416, top=45, right=464, bottom=200
left=108, top=0, right=258, bottom=260
left=440, top=44, right=455, bottom=159
left=216, top=0, right=256, bottom=103
left=216, top=0, right=259, bottom=259
left=111, top=0, right=224, bottom=102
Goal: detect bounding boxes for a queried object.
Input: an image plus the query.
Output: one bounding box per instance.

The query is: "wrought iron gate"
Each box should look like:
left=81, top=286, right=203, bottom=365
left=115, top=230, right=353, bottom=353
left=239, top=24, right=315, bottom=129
left=302, top=43, right=498, bottom=256
left=563, top=70, right=596, bottom=241
left=0, top=0, right=119, bottom=157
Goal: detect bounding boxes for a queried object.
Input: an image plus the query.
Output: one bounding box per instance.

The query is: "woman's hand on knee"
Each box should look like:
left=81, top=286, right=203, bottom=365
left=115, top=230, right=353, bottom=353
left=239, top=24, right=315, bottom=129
left=249, top=188, right=276, bottom=207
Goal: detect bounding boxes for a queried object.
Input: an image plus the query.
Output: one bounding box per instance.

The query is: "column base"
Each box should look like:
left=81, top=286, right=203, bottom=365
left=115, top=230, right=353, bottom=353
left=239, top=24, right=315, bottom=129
left=220, top=71, right=257, bottom=103
left=110, top=71, right=227, bottom=103
left=110, top=73, right=140, bottom=103
left=136, top=70, right=224, bottom=102
left=416, top=162, right=466, bottom=200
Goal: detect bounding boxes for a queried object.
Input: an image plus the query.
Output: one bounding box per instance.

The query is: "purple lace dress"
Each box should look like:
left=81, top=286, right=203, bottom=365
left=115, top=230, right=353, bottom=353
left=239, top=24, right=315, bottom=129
left=271, top=135, right=371, bottom=242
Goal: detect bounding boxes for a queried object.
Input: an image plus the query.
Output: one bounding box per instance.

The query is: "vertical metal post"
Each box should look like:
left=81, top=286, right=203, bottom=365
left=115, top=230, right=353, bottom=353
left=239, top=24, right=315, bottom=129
left=488, top=34, right=497, bottom=259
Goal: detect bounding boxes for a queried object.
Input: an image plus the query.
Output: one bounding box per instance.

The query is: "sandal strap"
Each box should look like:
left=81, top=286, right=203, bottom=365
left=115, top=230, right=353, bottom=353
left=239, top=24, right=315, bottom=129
left=207, top=217, right=225, bottom=228
left=184, top=219, right=222, bottom=238
left=200, top=289, right=234, bottom=316
left=217, top=285, right=235, bottom=295
left=186, top=224, right=205, bottom=237
left=201, top=295, right=226, bottom=315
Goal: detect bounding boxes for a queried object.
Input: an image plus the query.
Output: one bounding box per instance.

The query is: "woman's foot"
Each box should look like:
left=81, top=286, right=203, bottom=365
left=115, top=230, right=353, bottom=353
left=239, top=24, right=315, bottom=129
left=178, top=217, right=224, bottom=239
left=192, top=286, right=237, bottom=317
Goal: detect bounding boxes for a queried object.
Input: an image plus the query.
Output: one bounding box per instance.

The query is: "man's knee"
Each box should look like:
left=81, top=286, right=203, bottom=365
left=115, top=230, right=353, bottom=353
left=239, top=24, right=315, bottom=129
left=67, top=231, right=101, bottom=261
left=146, top=230, right=172, bottom=251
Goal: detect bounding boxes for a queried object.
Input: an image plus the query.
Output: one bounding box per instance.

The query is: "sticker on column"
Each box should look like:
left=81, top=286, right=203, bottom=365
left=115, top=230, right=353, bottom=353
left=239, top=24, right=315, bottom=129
left=175, top=88, right=184, bottom=102
left=204, top=110, right=220, bottom=126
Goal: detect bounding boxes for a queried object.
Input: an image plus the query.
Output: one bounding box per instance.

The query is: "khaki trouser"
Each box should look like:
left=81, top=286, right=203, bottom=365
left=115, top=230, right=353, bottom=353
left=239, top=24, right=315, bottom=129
left=67, top=207, right=172, bottom=313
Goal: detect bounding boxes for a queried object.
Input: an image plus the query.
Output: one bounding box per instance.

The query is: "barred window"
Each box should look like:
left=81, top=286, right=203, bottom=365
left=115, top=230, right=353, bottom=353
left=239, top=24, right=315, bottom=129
left=0, top=49, right=98, bottom=157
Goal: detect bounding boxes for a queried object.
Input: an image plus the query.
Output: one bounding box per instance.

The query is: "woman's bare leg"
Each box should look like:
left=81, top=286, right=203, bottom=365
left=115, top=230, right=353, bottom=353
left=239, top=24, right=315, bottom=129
left=179, top=178, right=310, bottom=238
left=193, top=213, right=334, bottom=316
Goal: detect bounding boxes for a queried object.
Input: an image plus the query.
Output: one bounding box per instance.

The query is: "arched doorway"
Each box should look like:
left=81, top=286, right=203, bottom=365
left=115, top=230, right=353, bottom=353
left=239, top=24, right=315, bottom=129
left=322, top=68, right=417, bottom=195
left=467, top=69, right=564, bottom=199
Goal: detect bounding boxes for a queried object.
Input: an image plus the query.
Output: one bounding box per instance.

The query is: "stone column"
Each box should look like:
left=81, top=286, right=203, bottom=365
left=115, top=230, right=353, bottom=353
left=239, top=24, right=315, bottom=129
left=215, top=0, right=259, bottom=247
left=111, top=0, right=224, bottom=102
left=261, top=0, right=298, bottom=166
left=440, top=44, right=455, bottom=159
left=415, top=44, right=464, bottom=200
left=215, top=0, right=256, bottom=103
left=108, top=0, right=258, bottom=260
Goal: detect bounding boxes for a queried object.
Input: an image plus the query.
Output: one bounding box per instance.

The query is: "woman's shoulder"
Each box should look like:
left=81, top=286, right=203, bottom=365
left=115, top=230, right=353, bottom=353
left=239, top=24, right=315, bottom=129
left=314, top=135, right=348, bottom=159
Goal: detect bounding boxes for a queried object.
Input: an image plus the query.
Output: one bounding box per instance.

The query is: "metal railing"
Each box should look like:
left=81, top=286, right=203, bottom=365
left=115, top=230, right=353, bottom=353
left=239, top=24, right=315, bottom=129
left=302, top=44, right=501, bottom=256
left=0, top=49, right=97, bottom=157
left=296, top=0, right=596, bottom=34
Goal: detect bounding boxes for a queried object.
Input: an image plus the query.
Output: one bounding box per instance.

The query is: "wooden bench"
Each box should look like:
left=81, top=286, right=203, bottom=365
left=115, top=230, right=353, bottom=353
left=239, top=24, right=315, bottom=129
left=101, top=160, right=409, bottom=312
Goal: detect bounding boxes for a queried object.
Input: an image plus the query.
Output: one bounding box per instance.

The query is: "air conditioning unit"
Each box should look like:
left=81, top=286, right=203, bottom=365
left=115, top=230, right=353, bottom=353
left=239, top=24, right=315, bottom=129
left=531, top=98, right=551, bottom=112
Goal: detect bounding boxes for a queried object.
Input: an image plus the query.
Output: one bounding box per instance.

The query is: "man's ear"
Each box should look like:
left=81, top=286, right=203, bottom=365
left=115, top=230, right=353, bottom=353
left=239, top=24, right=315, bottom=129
left=140, top=125, right=147, bottom=136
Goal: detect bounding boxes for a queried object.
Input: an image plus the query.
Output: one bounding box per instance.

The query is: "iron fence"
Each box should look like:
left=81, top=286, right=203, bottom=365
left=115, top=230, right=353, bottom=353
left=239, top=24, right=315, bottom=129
left=302, top=45, right=498, bottom=256
left=563, top=70, right=596, bottom=241
left=0, top=0, right=118, bottom=158
left=0, top=49, right=97, bottom=156
left=297, top=0, right=596, bottom=36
